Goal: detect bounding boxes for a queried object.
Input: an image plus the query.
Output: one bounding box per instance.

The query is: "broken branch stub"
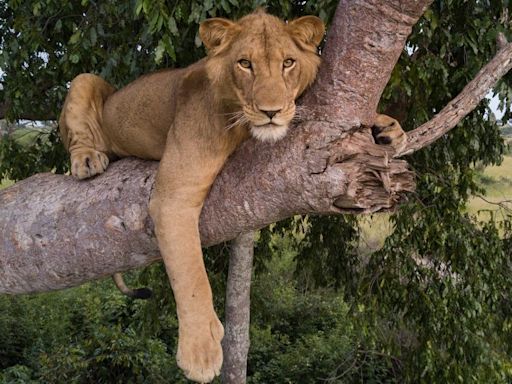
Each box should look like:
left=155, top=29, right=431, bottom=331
left=328, top=130, right=415, bottom=212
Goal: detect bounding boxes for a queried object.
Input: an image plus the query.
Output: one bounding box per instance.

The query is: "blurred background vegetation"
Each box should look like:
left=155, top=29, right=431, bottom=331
left=1, top=0, right=512, bottom=383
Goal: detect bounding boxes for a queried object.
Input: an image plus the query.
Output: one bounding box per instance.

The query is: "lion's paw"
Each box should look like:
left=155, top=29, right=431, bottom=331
left=372, top=114, right=407, bottom=154
left=177, top=315, right=224, bottom=383
left=71, top=149, right=109, bottom=179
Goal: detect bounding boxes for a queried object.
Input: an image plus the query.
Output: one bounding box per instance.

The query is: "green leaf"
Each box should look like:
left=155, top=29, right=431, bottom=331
left=168, top=17, right=178, bottom=36
left=89, top=28, right=97, bottom=46
left=69, top=31, right=81, bottom=45
left=135, top=0, right=143, bottom=16
left=69, top=54, right=80, bottom=64
left=154, top=40, right=165, bottom=64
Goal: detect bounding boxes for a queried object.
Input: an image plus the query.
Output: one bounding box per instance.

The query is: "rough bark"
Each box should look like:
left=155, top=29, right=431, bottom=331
left=221, top=232, right=255, bottom=384
left=1, top=0, right=512, bottom=294
left=303, top=0, right=431, bottom=125
left=0, top=160, right=160, bottom=293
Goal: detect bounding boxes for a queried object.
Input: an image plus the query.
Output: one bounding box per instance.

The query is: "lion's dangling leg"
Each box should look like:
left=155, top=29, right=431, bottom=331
left=148, top=146, right=229, bottom=383
left=59, top=74, right=116, bottom=179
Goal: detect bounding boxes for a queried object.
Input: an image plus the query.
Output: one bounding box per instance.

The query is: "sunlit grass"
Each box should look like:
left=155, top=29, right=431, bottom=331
left=0, top=178, right=14, bottom=189
left=359, top=155, right=512, bottom=252
left=481, top=155, right=512, bottom=179
left=468, top=155, right=512, bottom=222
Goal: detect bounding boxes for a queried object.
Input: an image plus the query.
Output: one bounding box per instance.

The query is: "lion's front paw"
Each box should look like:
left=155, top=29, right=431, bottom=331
left=177, top=315, right=224, bottom=383
left=372, top=114, right=407, bottom=154
left=70, top=149, right=109, bottom=179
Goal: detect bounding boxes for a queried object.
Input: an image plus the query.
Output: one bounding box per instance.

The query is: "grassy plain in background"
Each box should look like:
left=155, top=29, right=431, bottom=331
left=358, top=153, right=512, bottom=253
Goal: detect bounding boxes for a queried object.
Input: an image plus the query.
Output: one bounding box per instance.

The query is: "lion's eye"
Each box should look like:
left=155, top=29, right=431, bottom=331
left=238, top=59, right=252, bottom=69
left=283, top=59, right=295, bottom=69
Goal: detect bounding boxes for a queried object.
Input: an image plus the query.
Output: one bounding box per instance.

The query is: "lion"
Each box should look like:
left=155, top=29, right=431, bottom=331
left=58, top=10, right=406, bottom=383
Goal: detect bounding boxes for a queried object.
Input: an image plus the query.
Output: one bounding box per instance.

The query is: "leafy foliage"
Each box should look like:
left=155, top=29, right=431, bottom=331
left=0, top=126, right=68, bottom=180
left=0, top=280, right=179, bottom=384
left=0, top=0, right=335, bottom=123
left=0, top=257, right=400, bottom=384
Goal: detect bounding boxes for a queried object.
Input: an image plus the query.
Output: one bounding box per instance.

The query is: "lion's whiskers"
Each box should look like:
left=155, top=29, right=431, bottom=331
left=220, top=111, right=244, bottom=117
left=225, top=112, right=249, bottom=131
left=226, top=111, right=244, bottom=122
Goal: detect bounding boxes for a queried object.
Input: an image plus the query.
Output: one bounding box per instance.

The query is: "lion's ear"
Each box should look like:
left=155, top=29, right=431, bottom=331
left=199, top=18, right=240, bottom=52
left=288, top=16, right=325, bottom=48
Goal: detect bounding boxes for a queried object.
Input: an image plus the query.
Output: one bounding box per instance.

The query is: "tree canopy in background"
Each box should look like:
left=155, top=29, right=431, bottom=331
left=0, top=0, right=511, bottom=383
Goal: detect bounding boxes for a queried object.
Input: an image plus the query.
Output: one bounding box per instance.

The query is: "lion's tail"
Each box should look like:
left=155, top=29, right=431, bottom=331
left=112, top=273, right=152, bottom=299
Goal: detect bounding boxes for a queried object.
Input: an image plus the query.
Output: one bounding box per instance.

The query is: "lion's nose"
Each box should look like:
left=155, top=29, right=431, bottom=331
left=260, top=109, right=281, bottom=119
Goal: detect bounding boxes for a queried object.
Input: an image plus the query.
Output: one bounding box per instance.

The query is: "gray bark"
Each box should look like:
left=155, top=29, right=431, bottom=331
left=221, top=232, right=255, bottom=384
left=1, top=0, right=512, bottom=294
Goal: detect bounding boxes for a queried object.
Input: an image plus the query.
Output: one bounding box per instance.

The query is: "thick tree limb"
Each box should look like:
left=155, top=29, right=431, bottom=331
left=1, top=0, right=511, bottom=294
left=303, top=0, right=432, bottom=125
left=221, top=232, right=255, bottom=384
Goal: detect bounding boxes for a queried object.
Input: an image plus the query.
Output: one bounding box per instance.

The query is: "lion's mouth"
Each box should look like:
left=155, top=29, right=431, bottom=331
left=250, top=123, right=289, bottom=142
left=254, top=121, right=280, bottom=128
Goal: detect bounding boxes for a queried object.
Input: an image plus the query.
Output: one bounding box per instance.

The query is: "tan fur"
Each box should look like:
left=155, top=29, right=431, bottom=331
left=59, top=10, right=404, bottom=383
left=372, top=114, right=407, bottom=153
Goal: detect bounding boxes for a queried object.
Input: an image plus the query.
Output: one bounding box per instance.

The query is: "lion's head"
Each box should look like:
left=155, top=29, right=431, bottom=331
left=199, top=10, right=324, bottom=142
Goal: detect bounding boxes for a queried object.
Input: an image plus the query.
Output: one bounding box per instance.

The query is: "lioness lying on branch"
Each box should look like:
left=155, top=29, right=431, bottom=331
left=58, top=9, right=405, bottom=383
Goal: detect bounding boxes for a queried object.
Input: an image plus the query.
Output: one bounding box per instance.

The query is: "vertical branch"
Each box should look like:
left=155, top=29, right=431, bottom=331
left=302, top=0, right=432, bottom=126
left=221, top=232, right=255, bottom=384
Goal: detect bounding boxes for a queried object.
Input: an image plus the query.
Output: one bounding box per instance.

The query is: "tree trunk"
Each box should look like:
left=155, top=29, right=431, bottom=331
left=1, top=0, right=512, bottom=294
left=221, top=232, right=255, bottom=384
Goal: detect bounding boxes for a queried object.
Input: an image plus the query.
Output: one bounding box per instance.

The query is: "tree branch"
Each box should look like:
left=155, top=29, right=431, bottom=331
left=303, top=0, right=432, bottom=126
left=401, top=34, right=512, bottom=156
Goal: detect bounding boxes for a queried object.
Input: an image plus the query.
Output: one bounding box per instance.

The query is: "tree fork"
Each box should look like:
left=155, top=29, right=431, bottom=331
left=1, top=0, right=512, bottom=294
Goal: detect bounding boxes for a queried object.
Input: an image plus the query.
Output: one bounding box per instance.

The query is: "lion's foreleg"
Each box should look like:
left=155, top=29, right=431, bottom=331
left=59, top=73, right=115, bottom=179
left=149, top=150, right=227, bottom=383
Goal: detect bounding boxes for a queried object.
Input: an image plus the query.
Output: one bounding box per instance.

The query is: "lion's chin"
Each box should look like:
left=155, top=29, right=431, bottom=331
left=250, top=124, right=289, bottom=142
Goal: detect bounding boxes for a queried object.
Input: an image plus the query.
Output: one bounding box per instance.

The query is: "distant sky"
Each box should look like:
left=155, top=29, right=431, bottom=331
left=489, top=92, right=505, bottom=121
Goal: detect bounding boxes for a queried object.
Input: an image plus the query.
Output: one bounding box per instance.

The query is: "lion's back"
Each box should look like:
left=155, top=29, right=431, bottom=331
left=101, top=67, right=188, bottom=160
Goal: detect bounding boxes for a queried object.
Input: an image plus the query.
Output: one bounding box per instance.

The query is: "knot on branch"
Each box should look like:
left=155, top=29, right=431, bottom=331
left=329, top=130, right=415, bottom=213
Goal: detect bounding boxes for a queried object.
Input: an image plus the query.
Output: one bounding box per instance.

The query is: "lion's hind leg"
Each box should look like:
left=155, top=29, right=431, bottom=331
left=59, top=74, right=116, bottom=179
left=371, top=114, right=408, bottom=155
